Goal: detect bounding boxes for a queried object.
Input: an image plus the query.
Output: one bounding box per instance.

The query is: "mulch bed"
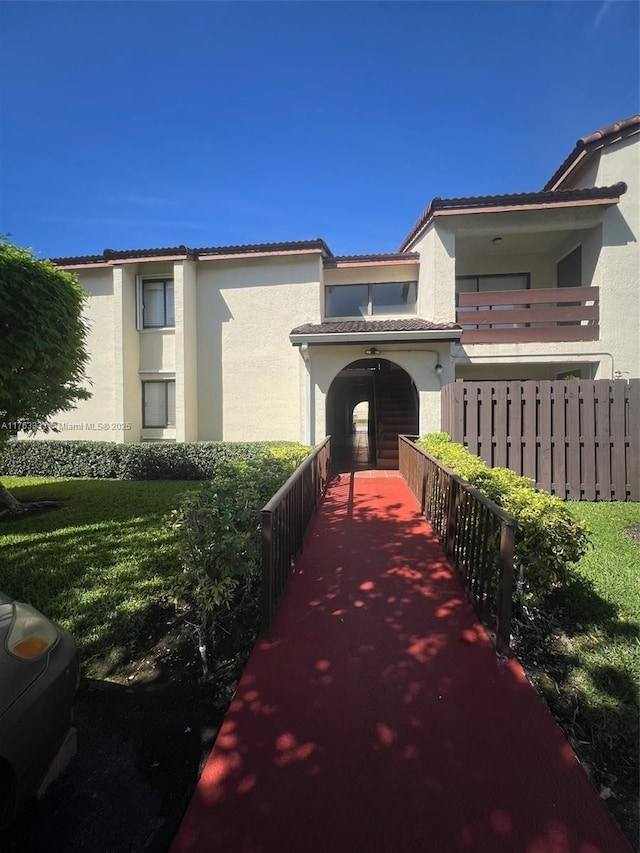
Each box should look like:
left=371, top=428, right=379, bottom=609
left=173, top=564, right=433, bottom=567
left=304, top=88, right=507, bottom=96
left=1, top=606, right=257, bottom=853
left=625, top=524, right=640, bottom=544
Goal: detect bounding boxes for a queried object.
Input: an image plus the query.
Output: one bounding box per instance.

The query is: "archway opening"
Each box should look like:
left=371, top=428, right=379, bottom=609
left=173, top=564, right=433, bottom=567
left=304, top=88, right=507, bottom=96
left=352, top=401, right=369, bottom=433
left=326, top=358, right=418, bottom=472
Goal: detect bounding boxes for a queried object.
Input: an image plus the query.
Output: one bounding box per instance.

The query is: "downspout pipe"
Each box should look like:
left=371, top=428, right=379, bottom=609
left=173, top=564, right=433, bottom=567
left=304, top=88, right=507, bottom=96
left=300, top=344, right=313, bottom=445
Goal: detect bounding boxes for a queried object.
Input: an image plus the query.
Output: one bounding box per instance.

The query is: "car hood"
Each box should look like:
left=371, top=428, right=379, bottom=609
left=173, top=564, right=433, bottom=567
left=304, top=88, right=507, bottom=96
left=0, top=595, right=49, bottom=719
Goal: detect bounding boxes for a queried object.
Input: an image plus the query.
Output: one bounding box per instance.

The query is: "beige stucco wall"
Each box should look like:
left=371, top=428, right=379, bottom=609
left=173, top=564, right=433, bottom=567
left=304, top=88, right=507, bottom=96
left=592, top=136, right=639, bottom=378
left=195, top=254, right=322, bottom=442
left=412, top=224, right=456, bottom=323
left=114, top=265, right=142, bottom=443
left=542, top=134, right=639, bottom=378
left=139, top=331, right=176, bottom=373
left=174, top=260, right=198, bottom=441
left=305, top=344, right=451, bottom=440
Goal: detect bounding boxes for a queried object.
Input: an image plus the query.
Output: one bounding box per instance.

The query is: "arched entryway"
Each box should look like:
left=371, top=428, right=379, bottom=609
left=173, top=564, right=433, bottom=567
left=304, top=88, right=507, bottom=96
left=326, top=358, right=419, bottom=471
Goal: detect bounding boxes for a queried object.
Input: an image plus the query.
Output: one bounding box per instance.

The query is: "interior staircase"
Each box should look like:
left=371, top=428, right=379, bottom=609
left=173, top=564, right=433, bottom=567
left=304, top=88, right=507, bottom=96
left=374, top=372, right=419, bottom=469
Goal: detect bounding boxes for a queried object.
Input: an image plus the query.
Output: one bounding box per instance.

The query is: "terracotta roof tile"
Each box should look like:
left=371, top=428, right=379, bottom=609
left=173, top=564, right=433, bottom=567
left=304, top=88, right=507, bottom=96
left=52, top=239, right=332, bottom=266
left=324, top=252, right=419, bottom=266
left=544, top=114, right=640, bottom=191
left=579, top=115, right=640, bottom=147
left=290, top=319, right=461, bottom=335
left=398, top=183, right=627, bottom=252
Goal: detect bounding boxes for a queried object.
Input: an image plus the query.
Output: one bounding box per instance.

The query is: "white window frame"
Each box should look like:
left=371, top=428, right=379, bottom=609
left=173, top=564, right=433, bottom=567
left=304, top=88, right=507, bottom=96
left=142, top=380, right=176, bottom=428
left=136, top=276, right=175, bottom=330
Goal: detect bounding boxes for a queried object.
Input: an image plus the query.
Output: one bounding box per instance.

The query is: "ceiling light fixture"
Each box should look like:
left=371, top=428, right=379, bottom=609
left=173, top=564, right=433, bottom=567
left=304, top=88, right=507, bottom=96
left=492, top=236, right=503, bottom=246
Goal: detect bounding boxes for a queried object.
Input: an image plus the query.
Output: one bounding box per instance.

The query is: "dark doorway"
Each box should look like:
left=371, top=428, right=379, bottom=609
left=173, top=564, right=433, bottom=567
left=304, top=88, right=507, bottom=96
left=326, top=359, right=418, bottom=472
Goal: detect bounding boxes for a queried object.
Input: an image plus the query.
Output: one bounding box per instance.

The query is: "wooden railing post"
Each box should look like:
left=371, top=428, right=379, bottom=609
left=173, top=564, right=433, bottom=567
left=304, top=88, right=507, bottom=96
left=496, top=520, right=517, bottom=654
left=261, top=509, right=274, bottom=637
left=446, top=478, right=457, bottom=559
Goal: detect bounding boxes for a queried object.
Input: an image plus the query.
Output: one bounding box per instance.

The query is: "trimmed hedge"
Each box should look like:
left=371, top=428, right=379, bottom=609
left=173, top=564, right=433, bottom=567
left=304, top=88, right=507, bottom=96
left=170, top=451, right=311, bottom=671
left=417, top=433, right=590, bottom=597
left=0, top=440, right=311, bottom=481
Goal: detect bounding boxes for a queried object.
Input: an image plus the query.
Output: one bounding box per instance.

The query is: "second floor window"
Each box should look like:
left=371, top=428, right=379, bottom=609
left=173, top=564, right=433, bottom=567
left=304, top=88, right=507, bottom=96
left=141, top=278, right=175, bottom=328
left=325, top=281, right=417, bottom=319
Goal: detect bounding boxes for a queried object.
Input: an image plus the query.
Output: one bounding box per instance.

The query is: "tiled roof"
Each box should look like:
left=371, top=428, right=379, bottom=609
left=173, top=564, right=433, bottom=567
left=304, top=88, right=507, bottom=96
left=398, top=183, right=627, bottom=252
left=52, top=239, right=333, bottom=266
left=544, top=114, right=640, bottom=191
left=324, top=252, right=419, bottom=266
left=290, top=319, right=461, bottom=335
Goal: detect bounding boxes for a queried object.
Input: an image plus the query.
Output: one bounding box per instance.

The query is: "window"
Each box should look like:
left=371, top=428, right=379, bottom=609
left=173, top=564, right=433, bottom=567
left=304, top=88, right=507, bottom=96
left=556, top=246, right=582, bottom=326
left=142, top=381, right=176, bottom=427
left=456, top=274, right=529, bottom=329
left=138, top=278, right=175, bottom=328
left=556, top=369, right=583, bottom=380
left=325, top=282, right=417, bottom=318
left=557, top=246, right=582, bottom=289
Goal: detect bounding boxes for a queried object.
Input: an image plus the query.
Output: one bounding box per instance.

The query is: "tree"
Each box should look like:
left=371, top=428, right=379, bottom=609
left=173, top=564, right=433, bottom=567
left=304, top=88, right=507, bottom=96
left=0, top=238, right=91, bottom=512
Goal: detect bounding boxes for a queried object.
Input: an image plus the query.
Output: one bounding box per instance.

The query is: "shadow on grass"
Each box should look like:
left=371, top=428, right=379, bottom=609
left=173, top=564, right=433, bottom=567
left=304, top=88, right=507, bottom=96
left=0, top=478, right=202, bottom=677
left=512, top=572, right=639, bottom=846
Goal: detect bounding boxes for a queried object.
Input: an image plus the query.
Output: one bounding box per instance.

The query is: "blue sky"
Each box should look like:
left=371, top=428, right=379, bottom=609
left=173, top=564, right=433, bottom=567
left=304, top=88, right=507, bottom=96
left=1, top=1, right=638, bottom=258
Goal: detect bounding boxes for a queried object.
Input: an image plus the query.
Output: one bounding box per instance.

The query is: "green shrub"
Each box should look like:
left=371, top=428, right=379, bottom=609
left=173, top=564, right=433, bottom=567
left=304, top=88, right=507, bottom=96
left=169, top=452, right=304, bottom=673
left=417, top=433, right=590, bottom=597
left=0, top=440, right=310, bottom=481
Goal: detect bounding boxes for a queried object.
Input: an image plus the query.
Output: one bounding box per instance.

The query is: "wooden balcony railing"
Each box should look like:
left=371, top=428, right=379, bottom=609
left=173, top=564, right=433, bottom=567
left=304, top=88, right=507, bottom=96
left=456, top=285, right=599, bottom=344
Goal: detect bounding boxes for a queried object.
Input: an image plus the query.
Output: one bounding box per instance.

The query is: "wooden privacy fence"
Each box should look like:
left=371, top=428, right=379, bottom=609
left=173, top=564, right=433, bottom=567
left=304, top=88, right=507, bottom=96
left=261, top=437, right=331, bottom=635
left=399, top=437, right=517, bottom=654
left=442, top=379, right=639, bottom=501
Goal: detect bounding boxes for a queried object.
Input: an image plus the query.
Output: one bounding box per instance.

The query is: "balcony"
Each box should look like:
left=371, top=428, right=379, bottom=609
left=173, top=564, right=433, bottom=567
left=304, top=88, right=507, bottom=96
left=456, top=286, right=599, bottom=344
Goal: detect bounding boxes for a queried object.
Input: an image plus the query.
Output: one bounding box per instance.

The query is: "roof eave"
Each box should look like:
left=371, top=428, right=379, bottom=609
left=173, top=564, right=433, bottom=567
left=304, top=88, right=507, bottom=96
left=51, top=239, right=333, bottom=269
left=399, top=190, right=624, bottom=252
left=290, top=329, right=462, bottom=346
left=543, top=115, right=640, bottom=191
left=324, top=258, right=419, bottom=270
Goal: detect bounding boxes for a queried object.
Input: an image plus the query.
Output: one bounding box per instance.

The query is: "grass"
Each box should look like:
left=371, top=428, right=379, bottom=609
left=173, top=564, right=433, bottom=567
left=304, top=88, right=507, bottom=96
left=514, top=500, right=640, bottom=840
left=561, top=502, right=640, bottom=740
left=0, top=477, right=201, bottom=676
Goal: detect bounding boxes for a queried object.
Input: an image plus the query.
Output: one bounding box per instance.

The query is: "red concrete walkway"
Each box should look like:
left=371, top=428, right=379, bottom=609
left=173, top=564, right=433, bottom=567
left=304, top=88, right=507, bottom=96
left=172, top=473, right=631, bottom=853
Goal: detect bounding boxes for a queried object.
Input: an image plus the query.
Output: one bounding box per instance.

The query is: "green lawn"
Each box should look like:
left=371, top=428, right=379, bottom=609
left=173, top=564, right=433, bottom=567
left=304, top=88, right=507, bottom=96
left=0, top=477, right=201, bottom=675
left=526, top=501, right=640, bottom=808
left=564, top=502, right=640, bottom=724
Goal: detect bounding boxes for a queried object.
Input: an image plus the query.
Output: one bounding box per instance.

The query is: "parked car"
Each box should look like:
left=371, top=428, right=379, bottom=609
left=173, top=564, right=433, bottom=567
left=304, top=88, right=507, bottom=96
left=0, top=592, right=79, bottom=827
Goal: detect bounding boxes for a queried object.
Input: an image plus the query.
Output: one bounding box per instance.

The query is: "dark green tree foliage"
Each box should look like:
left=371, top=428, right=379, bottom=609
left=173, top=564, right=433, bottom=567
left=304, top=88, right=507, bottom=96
left=0, top=239, right=90, bottom=510
left=0, top=239, right=90, bottom=435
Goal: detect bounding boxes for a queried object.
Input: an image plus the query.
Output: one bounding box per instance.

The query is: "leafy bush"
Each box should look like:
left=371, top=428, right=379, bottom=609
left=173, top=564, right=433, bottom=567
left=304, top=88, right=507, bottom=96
left=0, top=439, right=310, bottom=481
left=417, top=433, right=590, bottom=597
left=169, top=452, right=304, bottom=673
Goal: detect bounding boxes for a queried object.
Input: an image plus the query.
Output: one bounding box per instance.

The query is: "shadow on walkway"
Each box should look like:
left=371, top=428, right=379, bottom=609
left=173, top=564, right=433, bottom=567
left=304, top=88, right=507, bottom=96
left=172, top=474, right=631, bottom=853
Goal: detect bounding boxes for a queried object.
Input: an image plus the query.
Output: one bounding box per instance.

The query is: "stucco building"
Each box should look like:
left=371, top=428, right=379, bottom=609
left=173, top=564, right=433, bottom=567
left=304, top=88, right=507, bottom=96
left=47, top=115, right=639, bottom=464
